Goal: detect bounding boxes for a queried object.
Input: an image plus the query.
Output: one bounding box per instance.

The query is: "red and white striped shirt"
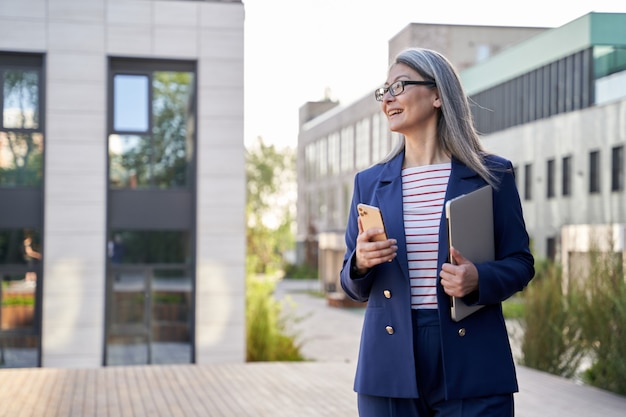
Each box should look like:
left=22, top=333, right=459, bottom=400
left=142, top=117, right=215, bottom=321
left=402, top=163, right=451, bottom=309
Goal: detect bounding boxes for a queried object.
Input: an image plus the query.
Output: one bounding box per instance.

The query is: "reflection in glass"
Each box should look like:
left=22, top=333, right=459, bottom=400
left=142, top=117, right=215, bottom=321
left=113, top=74, right=149, bottom=132
left=106, top=230, right=193, bottom=365
left=3, top=70, right=39, bottom=129
left=108, top=230, right=190, bottom=264
left=152, top=71, right=194, bottom=188
left=108, top=70, right=194, bottom=189
left=0, top=132, right=44, bottom=187
left=151, top=268, right=192, bottom=364
left=107, top=269, right=148, bottom=366
left=108, top=134, right=151, bottom=188
left=0, top=229, right=42, bottom=266
left=0, top=229, right=41, bottom=368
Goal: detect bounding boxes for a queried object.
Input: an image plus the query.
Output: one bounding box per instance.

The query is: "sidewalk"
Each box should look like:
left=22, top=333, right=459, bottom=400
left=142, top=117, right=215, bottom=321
left=0, top=279, right=624, bottom=417
left=274, top=278, right=626, bottom=417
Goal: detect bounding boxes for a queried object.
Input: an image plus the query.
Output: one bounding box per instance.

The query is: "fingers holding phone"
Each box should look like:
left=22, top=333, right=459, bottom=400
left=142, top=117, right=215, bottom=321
left=356, top=204, right=397, bottom=270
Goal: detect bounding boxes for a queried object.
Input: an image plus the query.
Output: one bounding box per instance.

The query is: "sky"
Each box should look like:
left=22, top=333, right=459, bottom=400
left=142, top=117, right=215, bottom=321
left=243, top=0, right=626, bottom=150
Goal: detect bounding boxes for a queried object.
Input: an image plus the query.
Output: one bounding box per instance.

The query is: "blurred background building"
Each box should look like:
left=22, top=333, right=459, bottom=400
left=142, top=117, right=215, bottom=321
left=0, top=0, right=245, bottom=368
left=297, top=12, right=626, bottom=299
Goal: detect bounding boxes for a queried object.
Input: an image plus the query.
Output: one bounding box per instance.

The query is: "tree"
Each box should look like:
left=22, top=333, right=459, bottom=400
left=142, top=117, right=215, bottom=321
left=245, top=137, right=296, bottom=275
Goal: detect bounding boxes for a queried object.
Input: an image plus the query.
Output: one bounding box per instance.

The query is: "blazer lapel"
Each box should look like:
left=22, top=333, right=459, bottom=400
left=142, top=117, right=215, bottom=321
left=375, top=153, right=410, bottom=281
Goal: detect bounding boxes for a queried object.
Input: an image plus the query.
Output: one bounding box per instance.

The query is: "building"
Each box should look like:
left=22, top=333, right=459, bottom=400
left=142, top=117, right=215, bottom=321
left=297, top=13, right=626, bottom=297
left=464, top=12, right=626, bottom=274
left=0, top=0, right=246, bottom=368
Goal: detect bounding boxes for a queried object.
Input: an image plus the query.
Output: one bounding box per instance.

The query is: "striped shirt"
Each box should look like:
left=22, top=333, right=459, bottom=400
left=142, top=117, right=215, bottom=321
left=402, top=163, right=451, bottom=309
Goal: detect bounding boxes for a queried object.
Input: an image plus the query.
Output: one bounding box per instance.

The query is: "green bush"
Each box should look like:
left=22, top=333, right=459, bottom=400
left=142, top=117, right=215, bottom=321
left=246, top=275, right=305, bottom=362
left=573, top=250, right=626, bottom=395
left=521, top=252, right=626, bottom=396
left=520, top=260, right=584, bottom=378
left=283, top=263, right=318, bottom=280
left=502, top=296, right=525, bottom=319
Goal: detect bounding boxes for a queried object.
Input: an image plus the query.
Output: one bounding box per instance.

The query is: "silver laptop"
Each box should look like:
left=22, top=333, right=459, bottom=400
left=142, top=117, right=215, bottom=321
left=445, top=185, right=494, bottom=322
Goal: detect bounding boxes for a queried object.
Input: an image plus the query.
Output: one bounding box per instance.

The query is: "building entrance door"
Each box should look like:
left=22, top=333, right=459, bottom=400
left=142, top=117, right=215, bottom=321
left=105, top=264, right=193, bottom=365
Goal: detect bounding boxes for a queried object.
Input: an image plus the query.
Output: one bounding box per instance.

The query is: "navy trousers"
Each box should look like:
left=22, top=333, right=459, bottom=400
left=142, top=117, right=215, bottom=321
left=357, top=309, right=514, bottom=417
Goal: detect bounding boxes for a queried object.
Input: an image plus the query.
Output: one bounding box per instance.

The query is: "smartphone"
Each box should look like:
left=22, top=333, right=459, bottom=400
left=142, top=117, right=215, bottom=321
left=357, top=203, right=388, bottom=242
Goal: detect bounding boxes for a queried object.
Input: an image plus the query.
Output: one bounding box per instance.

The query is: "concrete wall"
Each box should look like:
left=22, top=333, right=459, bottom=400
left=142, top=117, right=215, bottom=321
left=482, top=99, right=626, bottom=261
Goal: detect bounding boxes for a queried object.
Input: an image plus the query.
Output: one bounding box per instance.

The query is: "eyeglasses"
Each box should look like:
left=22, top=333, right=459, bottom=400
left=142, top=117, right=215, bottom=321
left=374, top=80, right=436, bottom=101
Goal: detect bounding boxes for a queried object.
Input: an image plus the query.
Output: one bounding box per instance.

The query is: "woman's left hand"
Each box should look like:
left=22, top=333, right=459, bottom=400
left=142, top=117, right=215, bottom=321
left=439, top=246, right=479, bottom=297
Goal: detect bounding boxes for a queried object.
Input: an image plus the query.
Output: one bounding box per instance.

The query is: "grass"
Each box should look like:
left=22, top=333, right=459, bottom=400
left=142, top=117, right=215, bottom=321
left=502, top=296, right=525, bottom=319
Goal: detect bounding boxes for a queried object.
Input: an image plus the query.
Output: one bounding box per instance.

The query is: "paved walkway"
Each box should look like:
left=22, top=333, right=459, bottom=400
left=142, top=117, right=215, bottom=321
left=273, top=279, right=626, bottom=417
left=0, top=278, right=625, bottom=416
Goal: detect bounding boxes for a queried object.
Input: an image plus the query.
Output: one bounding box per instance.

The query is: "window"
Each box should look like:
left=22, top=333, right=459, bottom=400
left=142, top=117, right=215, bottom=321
left=371, top=114, right=382, bottom=163
left=318, top=138, right=327, bottom=178
left=327, top=132, right=339, bottom=176
left=611, top=145, right=624, bottom=192
left=0, top=52, right=44, bottom=368
left=589, top=150, right=600, bottom=194
left=106, top=58, right=196, bottom=366
left=108, top=65, right=195, bottom=189
left=546, top=236, right=556, bottom=262
left=1, top=55, right=44, bottom=188
left=546, top=159, right=555, bottom=198
left=304, top=143, right=316, bottom=181
left=524, top=163, right=532, bottom=201
left=354, top=118, right=370, bottom=169
left=340, top=126, right=354, bottom=173
left=105, top=230, right=193, bottom=366
left=562, top=155, right=572, bottom=196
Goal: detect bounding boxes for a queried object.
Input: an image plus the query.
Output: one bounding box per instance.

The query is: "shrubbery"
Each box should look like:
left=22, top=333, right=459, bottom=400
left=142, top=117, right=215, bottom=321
left=521, top=255, right=626, bottom=396
left=245, top=275, right=305, bottom=362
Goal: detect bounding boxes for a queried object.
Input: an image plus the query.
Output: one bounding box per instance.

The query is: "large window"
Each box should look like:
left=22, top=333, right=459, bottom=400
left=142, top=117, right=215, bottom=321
left=0, top=52, right=44, bottom=368
left=105, top=230, right=193, bottom=365
left=109, top=68, right=194, bottom=189
left=106, top=58, right=196, bottom=366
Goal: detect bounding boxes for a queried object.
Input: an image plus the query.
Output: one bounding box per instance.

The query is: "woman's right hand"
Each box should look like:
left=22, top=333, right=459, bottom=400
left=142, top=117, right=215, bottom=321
left=354, top=217, right=398, bottom=274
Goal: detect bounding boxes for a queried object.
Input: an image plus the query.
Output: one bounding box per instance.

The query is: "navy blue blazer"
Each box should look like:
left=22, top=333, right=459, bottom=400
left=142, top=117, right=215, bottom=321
left=340, top=151, right=535, bottom=400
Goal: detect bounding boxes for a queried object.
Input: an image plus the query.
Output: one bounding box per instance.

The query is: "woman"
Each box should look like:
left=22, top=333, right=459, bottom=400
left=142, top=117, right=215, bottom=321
left=340, top=48, right=535, bottom=416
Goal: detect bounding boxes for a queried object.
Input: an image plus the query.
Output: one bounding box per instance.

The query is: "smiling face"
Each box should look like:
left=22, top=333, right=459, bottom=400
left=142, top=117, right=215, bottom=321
left=381, top=63, right=441, bottom=138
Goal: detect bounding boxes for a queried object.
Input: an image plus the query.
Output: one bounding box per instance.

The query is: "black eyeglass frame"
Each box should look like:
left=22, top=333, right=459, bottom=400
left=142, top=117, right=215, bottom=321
left=374, top=80, right=436, bottom=101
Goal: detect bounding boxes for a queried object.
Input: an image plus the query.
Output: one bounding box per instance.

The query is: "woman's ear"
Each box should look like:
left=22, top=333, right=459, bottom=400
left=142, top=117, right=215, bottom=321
left=434, top=96, right=442, bottom=108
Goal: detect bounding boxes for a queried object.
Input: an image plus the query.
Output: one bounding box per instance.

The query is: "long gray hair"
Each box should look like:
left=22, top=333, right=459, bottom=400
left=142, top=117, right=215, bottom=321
left=381, top=48, right=497, bottom=187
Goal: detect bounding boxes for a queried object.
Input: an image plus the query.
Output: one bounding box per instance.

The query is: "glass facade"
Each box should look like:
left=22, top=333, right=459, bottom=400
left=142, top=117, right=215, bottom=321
left=0, top=53, right=44, bottom=368
left=105, top=231, right=193, bottom=365
left=471, top=48, right=594, bottom=135
left=106, top=58, right=196, bottom=366
left=109, top=71, right=194, bottom=189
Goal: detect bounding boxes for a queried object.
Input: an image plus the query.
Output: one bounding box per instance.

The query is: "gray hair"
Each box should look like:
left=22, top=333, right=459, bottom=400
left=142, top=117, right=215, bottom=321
left=381, top=48, right=497, bottom=187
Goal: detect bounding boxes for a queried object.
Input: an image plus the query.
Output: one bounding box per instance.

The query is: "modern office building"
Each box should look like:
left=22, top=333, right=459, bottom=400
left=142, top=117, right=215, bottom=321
left=297, top=13, right=626, bottom=295
left=0, top=0, right=246, bottom=368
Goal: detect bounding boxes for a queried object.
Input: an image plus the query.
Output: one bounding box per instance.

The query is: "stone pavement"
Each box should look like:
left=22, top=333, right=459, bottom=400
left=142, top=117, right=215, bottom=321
left=0, top=279, right=624, bottom=416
